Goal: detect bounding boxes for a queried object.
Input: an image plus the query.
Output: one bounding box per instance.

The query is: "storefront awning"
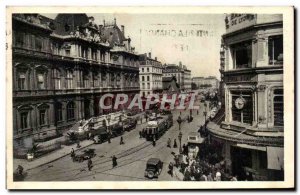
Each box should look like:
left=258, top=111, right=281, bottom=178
left=236, top=143, right=266, bottom=151
left=267, top=147, right=284, bottom=170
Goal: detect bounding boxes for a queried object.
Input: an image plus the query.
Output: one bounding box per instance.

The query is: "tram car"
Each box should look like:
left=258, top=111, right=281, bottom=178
left=144, top=114, right=173, bottom=141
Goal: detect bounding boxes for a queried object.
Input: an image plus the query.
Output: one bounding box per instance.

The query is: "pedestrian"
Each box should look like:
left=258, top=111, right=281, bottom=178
left=70, top=148, right=75, bottom=158
left=231, top=175, right=238, bottom=181
left=140, top=116, right=143, bottom=124
left=108, top=134, right=111, bottom=143
left=145, top=114, right=148, bottom=122
left=168, top=162, right=174, bottom=177
left=139, top=131, right=142, bottom=138
left=17, top=165, right=24, bottom=176
left=197, top=110, right=199, bottom=115
left=88, top=159, right=93, bottom=171
left=207, top=172, right=213, bottom=181
left=76, top=140, right=81, bottom=148
left=152, top=137, right=156, bottom=147
left=112, top=155, right=118, bottom=168
left=173, top=139, right=178, bottom=148
left=215, top=171, right=222, bottom=181
left=120, top=136, right=124, bottom=145
left=167, top=138, right=171, bottom=147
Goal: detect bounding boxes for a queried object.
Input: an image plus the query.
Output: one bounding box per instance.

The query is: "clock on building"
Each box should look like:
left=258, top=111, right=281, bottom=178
left=235, top=96, right=246, bottom=110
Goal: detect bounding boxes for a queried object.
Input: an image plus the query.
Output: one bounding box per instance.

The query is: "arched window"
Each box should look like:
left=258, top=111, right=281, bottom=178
left=67, top=102, right=75, bottom=120
left=36, top=71, right=46, bottom=90
left=273, top=89, right=284, bottom=126
left=53, top=69, right=61, bottom=89
left=17, top=105, right=33, bottom=130
left=83, top=71, right=90, bottom=88
left=66, top=70, right=73, bottom=89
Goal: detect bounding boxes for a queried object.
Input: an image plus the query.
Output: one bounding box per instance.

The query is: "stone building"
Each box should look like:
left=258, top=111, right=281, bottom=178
left=12, top=14, right=140, bottom=148
left=163, top=62, right=191, bottom=92
left=207, top=14, right=284, bottom=181
left=192, top=76, right=219, bottom=90
left=139, top=52, right=163, bottom=97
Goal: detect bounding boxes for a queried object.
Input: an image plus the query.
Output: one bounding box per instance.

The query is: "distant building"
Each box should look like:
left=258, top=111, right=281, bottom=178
left=163, top=62, right=191, bottom=92
left=207, top=14, right=284, bottom=181
left=162, top=76, right=180, bottom=93
left=139, top=53, right=163, bottom=97
left=192, top=76, right=219, bottom=90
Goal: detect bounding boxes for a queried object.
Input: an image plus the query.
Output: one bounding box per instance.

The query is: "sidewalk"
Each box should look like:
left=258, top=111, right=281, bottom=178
left=13, top=139, right=94, bottom=171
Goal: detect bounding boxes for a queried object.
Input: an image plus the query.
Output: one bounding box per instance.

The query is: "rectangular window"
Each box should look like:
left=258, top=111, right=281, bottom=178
left=57, top=106, right=63, bottom=122
left=147, top=83, right=150, bottom=89
left=20, top=112, right=28, bottom=129
left=15, top=32, right=25, bottom=47
left=142, top=68, right=144, bottom=72
left=35, top=36, right=43, bottom=51
left=258, top=151, right=267, bottom=169
left=66, top=71, right=73, bottom=89
left=268, top=35, right=283, bottom=65
left=39, top=109, right=46, bottom=125
left=231, top=91, right=253, bottom=124
left=274, top=89, right=284, bottom=126
left=18, top=73, right=26, bottom=90
left=37, top=74, right=45, bottom=89
left=142, top=76, right=144, bottom=81
left=232, top=41, right=252, bottom=69
left=65, top=49, right=70, bottom=56
left=147, top=76, right=150, bottom=81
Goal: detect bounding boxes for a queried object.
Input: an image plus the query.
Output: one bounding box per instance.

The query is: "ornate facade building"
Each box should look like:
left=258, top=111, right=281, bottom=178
left=12, top=14, right=140, bottom=147
left=139, top=53, right=163, bottom=97
left=207, top=14, right=284, bottom=181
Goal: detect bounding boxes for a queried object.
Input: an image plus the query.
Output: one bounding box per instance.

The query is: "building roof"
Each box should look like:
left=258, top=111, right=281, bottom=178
left=207, top=122, right=284, bottom=147
left=102, top=24, right=127, bottom=47
left=54, top=14, right=89, bottom=35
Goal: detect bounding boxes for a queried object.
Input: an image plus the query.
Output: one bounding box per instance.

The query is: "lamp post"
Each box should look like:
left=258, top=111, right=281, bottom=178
left=177, top=116, right=182, bottom=131
left=203, top=103, right=208, bottom=134
left=178, top=132, right=183, bottom=154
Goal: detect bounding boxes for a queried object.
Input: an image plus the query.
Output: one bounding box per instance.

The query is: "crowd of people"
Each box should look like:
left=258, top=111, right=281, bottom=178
left=168, top=141, right=239, bottom=181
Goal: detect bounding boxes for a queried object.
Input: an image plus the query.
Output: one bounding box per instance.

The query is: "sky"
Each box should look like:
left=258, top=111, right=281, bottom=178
left=43, top=13, right=226, bottom=78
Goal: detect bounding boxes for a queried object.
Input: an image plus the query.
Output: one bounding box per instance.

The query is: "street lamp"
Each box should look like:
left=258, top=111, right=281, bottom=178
left=203, top=103, right=208, bottom=135
left=178, top=132, right=183, bottom=154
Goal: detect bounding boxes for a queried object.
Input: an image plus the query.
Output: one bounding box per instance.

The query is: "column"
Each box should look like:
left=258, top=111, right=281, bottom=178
left=257, top=84, right=267, bottom=128
left=255, top=35, right=268, bottom=67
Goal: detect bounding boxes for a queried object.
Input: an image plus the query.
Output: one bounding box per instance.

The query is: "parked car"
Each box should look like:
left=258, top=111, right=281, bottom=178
left=144, top=158, right=163, bottom=179
left=72, top=149, right=96, bottom=163
left=123, top=118, right=137, bottom=131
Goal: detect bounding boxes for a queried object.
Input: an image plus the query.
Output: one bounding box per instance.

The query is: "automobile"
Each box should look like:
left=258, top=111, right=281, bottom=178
left=72, top=148, right=96, bottom=163
left=144, top=158, right=163, bottom=179
left=123, top=118, right=137, bottom=131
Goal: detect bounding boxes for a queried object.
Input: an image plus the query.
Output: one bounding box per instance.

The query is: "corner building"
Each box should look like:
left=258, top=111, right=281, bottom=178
left=12, top=14, right=140, bottom=148
left=207, top=14, right=284, bottom=181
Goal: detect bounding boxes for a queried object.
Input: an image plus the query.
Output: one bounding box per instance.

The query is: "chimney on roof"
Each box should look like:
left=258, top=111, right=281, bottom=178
left=103, top=20, right=105, bottom=26
left=148, top=52, right=151, bottom=59
left=121, top=25, right=125, bottom=36
left=114, top=18, right=116, bottom=25
left=179, top=61, right=183, bottom=69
